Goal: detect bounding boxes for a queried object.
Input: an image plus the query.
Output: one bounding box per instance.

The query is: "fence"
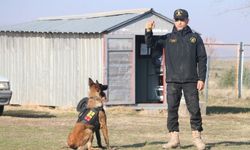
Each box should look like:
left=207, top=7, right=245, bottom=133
left=202, top=42, right=250, bottom=101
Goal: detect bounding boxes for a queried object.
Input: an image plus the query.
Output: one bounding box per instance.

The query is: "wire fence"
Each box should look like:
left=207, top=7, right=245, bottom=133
left=201, top=42, right=250, bottom=101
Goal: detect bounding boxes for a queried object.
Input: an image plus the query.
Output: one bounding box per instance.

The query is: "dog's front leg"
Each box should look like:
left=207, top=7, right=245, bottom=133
left=95, top=129, right=103, bottom=148
left=101, top=125, right=110, bottom=149
left=99, top=112, right=110, bottom=149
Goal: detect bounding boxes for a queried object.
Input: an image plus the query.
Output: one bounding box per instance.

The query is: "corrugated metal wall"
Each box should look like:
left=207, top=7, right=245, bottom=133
left=0, top=32, right=103, bottom=107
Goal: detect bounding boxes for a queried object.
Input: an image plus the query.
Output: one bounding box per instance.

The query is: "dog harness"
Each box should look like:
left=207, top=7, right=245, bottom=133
left=76, top=97, right=88, bottom=112
left=77, top=97, right=104, bottom=128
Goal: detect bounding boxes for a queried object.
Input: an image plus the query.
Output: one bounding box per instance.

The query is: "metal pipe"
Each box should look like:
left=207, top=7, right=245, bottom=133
left=237, top=42, right=243, bottom=99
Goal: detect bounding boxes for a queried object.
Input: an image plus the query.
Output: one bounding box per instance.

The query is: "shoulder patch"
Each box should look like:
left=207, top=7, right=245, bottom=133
left=190, top=36, right=196, bottom=44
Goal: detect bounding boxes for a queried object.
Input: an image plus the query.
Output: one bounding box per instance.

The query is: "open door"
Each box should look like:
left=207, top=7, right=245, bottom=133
left=135, top=35, right=165, bottom=104
left=105, top=35, right=135, bottom=105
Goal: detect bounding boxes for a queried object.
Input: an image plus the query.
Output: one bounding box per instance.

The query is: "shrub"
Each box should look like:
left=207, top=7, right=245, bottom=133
left=243, top=67, right=250, bottom=88
left=219, top=67, right=235, bottom=88
left=219, top=67, right=250, bottom=88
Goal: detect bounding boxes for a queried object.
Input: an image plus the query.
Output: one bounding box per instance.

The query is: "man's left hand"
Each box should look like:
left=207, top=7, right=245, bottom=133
left=197, top=80, right=205, bottom=91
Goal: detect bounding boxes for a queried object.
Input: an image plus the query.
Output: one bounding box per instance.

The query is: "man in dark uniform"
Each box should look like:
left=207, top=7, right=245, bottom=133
left=145, top=9, right=207, bottom=150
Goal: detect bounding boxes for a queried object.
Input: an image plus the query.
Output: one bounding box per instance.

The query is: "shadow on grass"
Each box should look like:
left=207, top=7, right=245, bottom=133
left=207, top=141, right=250, bottom=149
left=181, top=141, right=250, bottom=149
left=206, top=106, right=250, bottom=115
left=117, top=140, right=250, bottom=149
left=118, top=142, right=147, bottom=148
left=3, top=110, right=56, bottom=118
left=117, top=141, right=165, bottom=148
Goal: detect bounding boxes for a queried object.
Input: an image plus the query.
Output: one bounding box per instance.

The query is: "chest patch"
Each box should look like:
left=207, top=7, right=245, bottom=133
left=169, top=38, right=177, bottom=43
left=78, top=108, right=100, bottom=126
left=190, top=36, right=197, bottom=43
left=84, top=110, right=96, bottom=121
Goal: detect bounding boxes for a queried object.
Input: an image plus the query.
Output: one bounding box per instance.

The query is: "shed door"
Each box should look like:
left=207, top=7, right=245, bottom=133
left=106, top=35, right=135, bottom=104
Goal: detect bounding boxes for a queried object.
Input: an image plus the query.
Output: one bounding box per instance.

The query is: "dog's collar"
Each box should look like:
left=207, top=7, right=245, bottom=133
left=89, top=96, right=102, bottom=101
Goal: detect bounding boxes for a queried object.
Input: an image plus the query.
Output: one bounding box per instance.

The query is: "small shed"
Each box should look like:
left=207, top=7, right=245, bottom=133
left=0, top=8, right=174, bottom=107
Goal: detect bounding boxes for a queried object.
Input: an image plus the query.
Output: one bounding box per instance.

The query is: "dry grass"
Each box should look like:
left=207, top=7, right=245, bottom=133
left=0, top=100, right=250, bottom=150
left=206, top=59, right=250, bottom=100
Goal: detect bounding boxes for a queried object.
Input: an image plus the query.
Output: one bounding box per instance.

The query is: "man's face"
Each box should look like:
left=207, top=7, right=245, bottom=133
left=174, top=18, right=189, bottom=31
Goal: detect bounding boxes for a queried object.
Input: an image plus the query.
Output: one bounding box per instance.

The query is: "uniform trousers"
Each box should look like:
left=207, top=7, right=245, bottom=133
left=166, top=82, right=203, bottom=132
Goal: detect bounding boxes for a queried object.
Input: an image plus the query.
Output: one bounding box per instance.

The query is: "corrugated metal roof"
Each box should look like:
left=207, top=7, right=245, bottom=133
left=0, top=9, right=159, bottom=34
left=0, top=13, right=139, bottom=33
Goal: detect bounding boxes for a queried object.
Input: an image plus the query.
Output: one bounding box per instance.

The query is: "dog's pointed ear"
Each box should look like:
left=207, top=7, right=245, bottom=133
left=95, top=80, right=102, bottom=91
left=89, top=78, right=95, bottom=87
left=96, top=80, right=99, bottom=84
left=102, top=85, right=108, bottom=91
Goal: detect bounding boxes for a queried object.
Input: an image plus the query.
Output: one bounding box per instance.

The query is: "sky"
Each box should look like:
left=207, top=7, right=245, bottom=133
left=0, top=0, right=250, bottom=44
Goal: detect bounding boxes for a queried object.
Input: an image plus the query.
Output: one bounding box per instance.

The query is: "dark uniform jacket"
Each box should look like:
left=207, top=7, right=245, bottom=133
left=145, top=26, right=207, bottom=83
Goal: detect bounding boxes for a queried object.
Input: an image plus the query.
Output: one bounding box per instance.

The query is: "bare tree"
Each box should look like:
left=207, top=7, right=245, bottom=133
left=204, top=37, right=216, bottom=57
left=215, top=0, right=250, bottom=15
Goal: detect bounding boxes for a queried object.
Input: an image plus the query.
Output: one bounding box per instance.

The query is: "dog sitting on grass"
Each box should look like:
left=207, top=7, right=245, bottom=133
left=67, top=78, right=110, bottom=150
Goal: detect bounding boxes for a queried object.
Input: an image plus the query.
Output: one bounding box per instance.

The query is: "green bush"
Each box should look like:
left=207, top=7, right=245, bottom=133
left=219, top=67, right=250, bottom=88
left=219, top=67, right=235, bottom=88
left=243, top=67, right=250, bottom=88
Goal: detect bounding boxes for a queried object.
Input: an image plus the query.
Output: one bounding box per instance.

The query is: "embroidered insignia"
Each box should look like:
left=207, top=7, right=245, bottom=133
left=190, top=37, right=196, bottom=43
left=176, top=10, right=182, bottom=17
left=169, top=38, right=177, bottom=43
left=84, top=110, right=96, bottom=121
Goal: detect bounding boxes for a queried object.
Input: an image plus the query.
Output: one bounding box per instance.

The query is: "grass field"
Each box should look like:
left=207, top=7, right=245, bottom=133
left=0, top=99, right=250, bottom=150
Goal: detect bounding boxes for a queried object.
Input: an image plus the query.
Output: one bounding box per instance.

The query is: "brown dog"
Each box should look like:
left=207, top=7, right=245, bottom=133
left=67, top=78, right=110, bottom=150
left=76, top=81, right=108, bottom=148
